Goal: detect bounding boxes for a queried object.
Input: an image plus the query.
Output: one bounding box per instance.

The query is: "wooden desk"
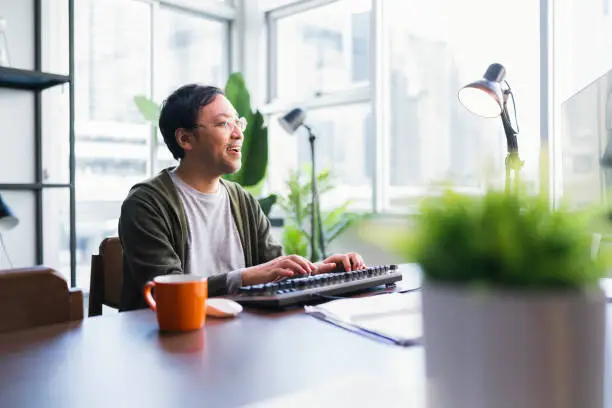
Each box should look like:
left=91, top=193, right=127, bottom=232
left=0, top=265, right=424, bottom=408
left=1, top=264, right=610, bottom=408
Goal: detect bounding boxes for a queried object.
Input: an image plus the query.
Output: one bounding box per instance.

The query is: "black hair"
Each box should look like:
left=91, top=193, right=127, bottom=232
left=158, top=84, right=225, bottom=160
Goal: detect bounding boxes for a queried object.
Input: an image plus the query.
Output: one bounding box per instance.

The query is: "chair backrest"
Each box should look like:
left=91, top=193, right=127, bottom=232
left=0, top=266, right=83, bottom=333
left=88, top=237, right=123, bottom=317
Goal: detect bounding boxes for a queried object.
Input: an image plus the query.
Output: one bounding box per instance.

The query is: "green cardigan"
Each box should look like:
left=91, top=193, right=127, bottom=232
left=118, top=168, right=282, bottom=311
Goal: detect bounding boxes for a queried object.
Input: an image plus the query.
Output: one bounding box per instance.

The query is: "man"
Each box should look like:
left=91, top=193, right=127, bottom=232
left=118, top=84, right=365, bottom=311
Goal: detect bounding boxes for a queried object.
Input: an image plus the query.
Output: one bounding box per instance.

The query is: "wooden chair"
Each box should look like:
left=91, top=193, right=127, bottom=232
left=0, top=266, right=83, bottom=333
left=88, top=237, right=123, bottom=317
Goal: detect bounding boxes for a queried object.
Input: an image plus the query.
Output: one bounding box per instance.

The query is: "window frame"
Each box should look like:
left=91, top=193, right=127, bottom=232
left=263, top=0, right=379, bottom=213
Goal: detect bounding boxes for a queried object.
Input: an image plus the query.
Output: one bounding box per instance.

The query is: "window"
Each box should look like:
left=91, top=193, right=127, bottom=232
left=73, top=0, right=152, bottom=288
left=267, top=0, right=540, bottom=214
left=272, top=0, right=371, bottom=101
left=72, top=0, right=232, bottom=288
left=383, top=0, right=540, bottom=210
left=268, top=103, right=374, bottom=211
left=267, top=0, right=373, bottom=211
left=154, top=6, right=230, bottom=173
left=555, top=0, right=612, bottom=209
left=80, top=0, right=152, bottom=124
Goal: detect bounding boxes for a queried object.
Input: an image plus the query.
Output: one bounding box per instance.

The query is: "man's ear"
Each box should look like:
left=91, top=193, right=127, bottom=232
left=175, top=128, right=194, bottom=153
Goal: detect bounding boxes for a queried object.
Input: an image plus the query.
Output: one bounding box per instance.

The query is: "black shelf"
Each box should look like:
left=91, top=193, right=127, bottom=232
left=0, top=183, right=71, bottom=191
left=0, top=66, right=70, bottom=91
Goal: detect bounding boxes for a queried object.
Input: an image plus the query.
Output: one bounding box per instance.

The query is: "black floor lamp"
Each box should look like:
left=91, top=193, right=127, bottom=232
left=278, top=108, right=326, bottom=261
left=458, top=63, right=524, bottom=193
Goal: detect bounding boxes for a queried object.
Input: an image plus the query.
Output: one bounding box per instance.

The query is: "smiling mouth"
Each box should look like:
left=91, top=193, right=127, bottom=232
left=227, top=146, right=241, bottom=153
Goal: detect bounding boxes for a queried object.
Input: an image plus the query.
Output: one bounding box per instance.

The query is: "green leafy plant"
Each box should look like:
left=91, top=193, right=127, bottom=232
left=278, top=167, right=366, bottom=261
left=403, top=188, right=608, bottom=289
left=133, top=72, right=276, bottom=216
left=222, top=72, right=269, bottom=189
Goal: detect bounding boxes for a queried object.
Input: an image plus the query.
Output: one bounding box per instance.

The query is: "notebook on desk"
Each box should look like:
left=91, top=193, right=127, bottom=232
left=304, top=292, right=422, bottom=347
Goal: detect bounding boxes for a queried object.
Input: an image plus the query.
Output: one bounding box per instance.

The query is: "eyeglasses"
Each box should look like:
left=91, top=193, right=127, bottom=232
left=194, top=117, right=247, bottom=133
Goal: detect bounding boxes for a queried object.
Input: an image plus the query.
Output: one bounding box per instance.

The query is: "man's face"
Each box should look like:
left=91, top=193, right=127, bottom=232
left=180, top=94, right=245, bottom=176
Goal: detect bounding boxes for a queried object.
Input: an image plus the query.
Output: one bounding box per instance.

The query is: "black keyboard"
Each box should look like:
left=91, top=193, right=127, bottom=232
left=225, top=264, right=402, bottom=309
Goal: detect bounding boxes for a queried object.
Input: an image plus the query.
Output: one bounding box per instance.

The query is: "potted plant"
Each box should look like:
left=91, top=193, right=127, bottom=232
left=278, top=167, right=365, bottom=262
left=406, top=189, right=607, bottom=408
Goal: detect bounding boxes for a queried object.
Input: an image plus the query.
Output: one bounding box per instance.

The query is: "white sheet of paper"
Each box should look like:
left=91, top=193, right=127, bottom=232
left=304, top=292, right=422, bottom=342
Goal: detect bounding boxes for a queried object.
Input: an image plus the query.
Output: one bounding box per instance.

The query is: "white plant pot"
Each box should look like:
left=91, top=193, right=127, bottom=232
left=422, top=281, right=606, bottom=408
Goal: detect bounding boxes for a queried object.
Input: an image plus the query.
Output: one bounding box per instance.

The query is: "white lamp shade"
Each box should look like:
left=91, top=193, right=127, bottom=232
left=458, top=83, right=503, bottom=118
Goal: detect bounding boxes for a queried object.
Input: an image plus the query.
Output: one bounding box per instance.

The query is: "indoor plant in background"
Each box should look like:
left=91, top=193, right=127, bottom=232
left=278, top=167, right=365, bottom=262
left=133, top=72, right=277, bottom=217
left=402, top=188, right=608, bottom=408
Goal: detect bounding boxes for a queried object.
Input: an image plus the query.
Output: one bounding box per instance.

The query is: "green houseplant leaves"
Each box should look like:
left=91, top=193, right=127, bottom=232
left=278, top=168, right=365, bottom=262
left=405, top=188, right=609, bottom=289
left=222, top=72, right=268, bottom=188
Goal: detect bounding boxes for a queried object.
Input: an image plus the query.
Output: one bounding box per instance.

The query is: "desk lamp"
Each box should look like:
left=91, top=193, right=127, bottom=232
left=0, top=194, right=17, bottom=231
left=0, top=194, right=17, bottom=268
left=278, top=108, right=326, bottom=261
left=458, top=63, right=524, bottom=192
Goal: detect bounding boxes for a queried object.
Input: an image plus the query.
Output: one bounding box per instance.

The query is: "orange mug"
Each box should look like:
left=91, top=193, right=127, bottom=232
left=144, top=275, right=208, bottom=332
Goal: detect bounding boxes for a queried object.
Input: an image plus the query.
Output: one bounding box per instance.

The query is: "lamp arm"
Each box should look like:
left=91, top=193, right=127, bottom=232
left=500, top=92, right=524, bottom=193
left=500, top=98, right=518, bottom=153
left=500, top=84, right=522, bottom=154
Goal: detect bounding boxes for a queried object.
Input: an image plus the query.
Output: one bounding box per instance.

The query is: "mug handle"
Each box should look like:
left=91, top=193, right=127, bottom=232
left=144, top=281, right=157, bottom=311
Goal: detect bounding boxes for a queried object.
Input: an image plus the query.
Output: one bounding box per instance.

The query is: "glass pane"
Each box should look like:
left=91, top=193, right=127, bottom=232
left=156, top=7, right=229, bottom=98
left=268, top=103, right=374, bottom=211
left=274, top=0, right=371, bottom=100
left=75, top=0, right=151, bottom=123
left=385, top=0, right=540, bottom=209
left=154, top=7, right=230, bottom=172
left=42, top=188, right=71, bottom=282
left=74, top=122, right=149, bottom=288
left=74, top=0, right=152, bottom=288
left=42, top=86, right=70, bottom=183
left=556, top=0, right=612, bottom=209
left=0, top=191, right=36, bottom=269
left=560, top=79, right=607, bottom=209
left=0, top=90, right=35, bottom=183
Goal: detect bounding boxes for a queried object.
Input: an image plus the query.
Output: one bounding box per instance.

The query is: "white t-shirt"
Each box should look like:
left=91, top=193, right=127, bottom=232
left=169, top=170, right=245, bottom=294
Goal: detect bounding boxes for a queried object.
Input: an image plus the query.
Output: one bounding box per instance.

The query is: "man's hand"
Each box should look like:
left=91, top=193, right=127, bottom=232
left=241, top=255, right=317, bottom=286
left=315, top=252, right=366, bottom=274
